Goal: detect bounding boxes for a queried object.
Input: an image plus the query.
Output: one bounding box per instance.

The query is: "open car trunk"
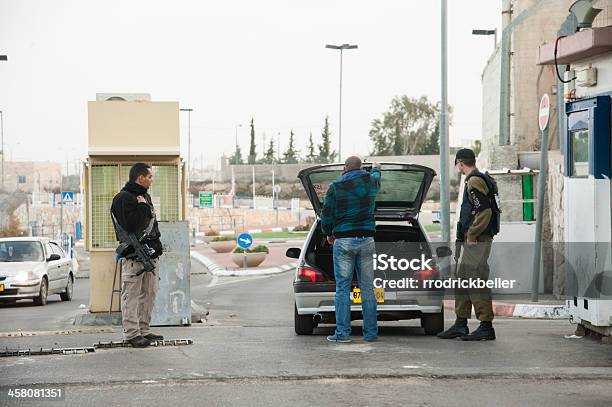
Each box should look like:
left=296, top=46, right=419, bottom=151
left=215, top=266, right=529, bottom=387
left=304, top=222, right=432, bottom=281
left=297, top=162, right=436, bottom=220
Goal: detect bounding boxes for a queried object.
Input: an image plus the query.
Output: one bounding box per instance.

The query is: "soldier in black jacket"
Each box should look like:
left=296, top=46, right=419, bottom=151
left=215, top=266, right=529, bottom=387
left=111, top=163, right=164, bottom=348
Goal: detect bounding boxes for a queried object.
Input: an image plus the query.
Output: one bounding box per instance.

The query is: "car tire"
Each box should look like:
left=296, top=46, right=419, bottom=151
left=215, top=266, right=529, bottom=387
left=60, top=275, right=73, bottom=301
left=33, top=277, right=48, bottom=306
left=421, top=310, right=444, bottom=335
left=294, top=303, right=315, bottom=335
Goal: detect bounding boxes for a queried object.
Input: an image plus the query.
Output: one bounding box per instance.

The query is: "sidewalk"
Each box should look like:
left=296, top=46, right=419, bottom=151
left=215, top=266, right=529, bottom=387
left=443, top=294, right=568, bottom=319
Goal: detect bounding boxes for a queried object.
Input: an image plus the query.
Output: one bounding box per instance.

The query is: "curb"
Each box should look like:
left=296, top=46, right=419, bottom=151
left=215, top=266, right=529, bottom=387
left=443, top=300, right=569, bottom=319
left=190, top=251, right=297, bottom=277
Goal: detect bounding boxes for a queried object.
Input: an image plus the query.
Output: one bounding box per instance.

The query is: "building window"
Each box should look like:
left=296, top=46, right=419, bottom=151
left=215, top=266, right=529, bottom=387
left=18, top=175, right=26, bottom=184
left=570, top=129, right=589, bottom=178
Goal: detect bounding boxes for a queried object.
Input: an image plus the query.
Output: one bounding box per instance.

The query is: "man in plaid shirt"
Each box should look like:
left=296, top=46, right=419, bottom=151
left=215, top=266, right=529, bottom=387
left=320, top=156, right=381, bottom=343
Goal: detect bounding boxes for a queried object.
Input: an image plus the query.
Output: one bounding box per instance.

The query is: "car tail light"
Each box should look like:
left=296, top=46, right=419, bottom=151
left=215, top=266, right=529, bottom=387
left=413, top=265, right=439, bottom=281
left=297, top=266, right=326, bottom=282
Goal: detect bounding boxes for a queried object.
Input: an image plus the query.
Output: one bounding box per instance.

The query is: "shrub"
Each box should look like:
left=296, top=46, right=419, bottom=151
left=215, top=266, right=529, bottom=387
left=292, top=223, right=312, bottom=232
left=211, top=235, right=235, bottom=242
left=205, top=228, right=219, bottom=237
left=233, top=245, right=269, bottom=254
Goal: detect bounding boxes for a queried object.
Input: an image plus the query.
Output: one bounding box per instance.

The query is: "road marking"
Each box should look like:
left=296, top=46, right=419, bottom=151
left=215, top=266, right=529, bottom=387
left=0, top=327, right=114, bottom=338
left=207, top=275, right=219, bottom=287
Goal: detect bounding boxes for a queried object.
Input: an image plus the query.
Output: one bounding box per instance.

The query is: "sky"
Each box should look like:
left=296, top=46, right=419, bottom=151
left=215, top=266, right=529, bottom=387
left=0, top=0, right=501, bottom=171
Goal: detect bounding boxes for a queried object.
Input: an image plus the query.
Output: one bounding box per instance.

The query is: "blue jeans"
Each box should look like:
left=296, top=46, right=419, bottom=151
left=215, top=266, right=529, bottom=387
left=332, top=237, right=377, bottom=340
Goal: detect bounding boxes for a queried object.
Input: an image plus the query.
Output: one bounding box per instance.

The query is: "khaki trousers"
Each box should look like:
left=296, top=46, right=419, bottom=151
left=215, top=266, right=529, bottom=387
left=455, top=235, right=494, bottom=322
left=121, top=258, right=160, bottom=340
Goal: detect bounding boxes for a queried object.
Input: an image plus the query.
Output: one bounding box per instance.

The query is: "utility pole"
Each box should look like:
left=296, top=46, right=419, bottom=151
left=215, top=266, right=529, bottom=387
left=180, top=108, right=194, bottom=178
left=0, top=110, right=4, bottom=190
left=326, top=43, right=358, bottom=161
left=440, top=0, right=451, bottom=245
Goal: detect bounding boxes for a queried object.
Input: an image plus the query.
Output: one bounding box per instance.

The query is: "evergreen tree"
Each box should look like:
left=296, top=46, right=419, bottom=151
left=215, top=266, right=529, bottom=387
left=262, top=139, right=276, bottom=164
left=305, top=132, right=317, bottom=163
left=229, top=145, right=244, bottom=165
left=282, top=130, right=299, bottom=164
left=248, top=118, right=257, bottom=164
left=318, top=116, right=336, bottom=163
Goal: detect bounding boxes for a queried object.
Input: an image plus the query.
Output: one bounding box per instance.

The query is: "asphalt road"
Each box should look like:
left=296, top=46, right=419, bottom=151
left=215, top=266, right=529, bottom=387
left=1, top=261, right=611, bottom=406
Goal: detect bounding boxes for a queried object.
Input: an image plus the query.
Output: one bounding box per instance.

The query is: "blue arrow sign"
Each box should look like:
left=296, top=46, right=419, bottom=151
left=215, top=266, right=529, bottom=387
left=237, top=233, right=253, bottom=249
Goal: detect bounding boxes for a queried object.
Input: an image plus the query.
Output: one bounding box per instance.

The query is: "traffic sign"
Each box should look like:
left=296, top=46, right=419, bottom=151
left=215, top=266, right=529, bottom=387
left=237, top=233, right=253, bottom=249
left=199, top=191, right=213, bottom=208
left=61, top=191, right=74, bottom=205
left=538, top=93, right=550, bottom=131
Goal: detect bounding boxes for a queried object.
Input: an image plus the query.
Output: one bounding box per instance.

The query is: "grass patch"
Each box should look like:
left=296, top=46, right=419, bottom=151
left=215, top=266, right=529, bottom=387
left=252, top=231, right=308, bottom=239
left=424, top=224, right=442, bottom=233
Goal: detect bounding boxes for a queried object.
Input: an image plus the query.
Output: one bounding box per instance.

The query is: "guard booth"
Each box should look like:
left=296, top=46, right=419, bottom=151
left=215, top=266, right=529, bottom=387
left=564, top=95, right=612, bottom=337
left=83, top=95, right=189, bottom=320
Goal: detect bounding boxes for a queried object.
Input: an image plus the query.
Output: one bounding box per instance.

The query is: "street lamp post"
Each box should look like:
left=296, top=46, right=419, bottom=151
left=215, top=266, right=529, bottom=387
left=234, top=124, right=243, bottom=164
left=0, top=110, right=4, bottom=190
left=180, top=108, right=193, bottom=179
left=471, top=29, right=497, bottom=51
left=0, top=55, right=6, bottom=190
left=440, top=0, right=451, bottom=246
left=326, top=43, right=357, bottom=161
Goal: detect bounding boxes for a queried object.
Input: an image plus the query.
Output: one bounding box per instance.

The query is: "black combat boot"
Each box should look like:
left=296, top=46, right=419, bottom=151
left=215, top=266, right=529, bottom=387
left=437, top=318, right=469, bottom=339
left=127, top=335, right=151, bottom=348
left=460, top=321, right=496, bottom=341
left=144, top=333, right=164, bottom=342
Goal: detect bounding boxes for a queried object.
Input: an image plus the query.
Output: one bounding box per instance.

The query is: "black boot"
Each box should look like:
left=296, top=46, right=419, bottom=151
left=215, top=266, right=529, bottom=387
left=144, top=333, right=164, bottom=342
left=437, top=318, right=469, bottom=339
left=127, top=335, right=151, bottom=348
left=460, top=321, right=496, bottom=341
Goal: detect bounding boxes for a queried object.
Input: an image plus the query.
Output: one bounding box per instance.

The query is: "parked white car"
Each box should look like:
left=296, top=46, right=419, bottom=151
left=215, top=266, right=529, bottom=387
left=0, top=237, right=74, bottom=305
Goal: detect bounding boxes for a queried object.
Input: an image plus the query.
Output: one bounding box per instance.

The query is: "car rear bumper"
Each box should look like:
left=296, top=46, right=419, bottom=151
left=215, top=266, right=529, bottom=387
left=295, top=290, right=443, bottom=315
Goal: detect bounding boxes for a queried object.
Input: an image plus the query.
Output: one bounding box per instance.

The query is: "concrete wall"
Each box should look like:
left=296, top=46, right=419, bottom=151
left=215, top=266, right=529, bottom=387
left=220, top=154, right=455, bottom=182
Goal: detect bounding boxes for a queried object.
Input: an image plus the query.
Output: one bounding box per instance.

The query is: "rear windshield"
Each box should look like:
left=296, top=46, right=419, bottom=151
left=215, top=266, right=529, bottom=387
left=309, top=166, right=426, bottom=206
left=0, top=241, right=45, bottom=262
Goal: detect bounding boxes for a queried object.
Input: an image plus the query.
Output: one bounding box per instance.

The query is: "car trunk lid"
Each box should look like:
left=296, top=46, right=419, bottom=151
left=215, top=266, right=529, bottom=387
left=297, top=162, right=436, bottom=220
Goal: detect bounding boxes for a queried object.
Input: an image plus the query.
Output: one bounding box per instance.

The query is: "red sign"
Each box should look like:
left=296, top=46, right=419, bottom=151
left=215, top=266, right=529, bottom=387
left=539, top=94, right=550, bottom=131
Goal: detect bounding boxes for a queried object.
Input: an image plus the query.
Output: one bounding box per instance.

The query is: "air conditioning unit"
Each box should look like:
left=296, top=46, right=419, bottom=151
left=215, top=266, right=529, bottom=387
left=95, top=93, right=151, bottom=102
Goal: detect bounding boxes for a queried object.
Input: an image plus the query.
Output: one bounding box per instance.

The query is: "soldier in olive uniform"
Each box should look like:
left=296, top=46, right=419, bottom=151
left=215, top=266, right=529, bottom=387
left=438, top=148, right=499, bottom=341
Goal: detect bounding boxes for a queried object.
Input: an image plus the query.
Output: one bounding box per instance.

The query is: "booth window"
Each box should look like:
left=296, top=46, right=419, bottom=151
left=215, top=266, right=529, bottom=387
left=91, top=162, right=180, bottom=249
left=570, top=129, right=589, bottom=178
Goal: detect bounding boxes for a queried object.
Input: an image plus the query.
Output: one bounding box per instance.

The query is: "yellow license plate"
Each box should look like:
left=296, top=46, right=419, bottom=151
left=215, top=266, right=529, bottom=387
left=0, top=284, right=4, bottom=292
left=352, top=287, right=384, bottom=304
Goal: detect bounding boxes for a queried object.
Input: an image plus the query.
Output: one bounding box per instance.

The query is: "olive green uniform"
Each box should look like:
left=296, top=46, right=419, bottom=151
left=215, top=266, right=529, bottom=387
left=455, top=170, right=494, bottom=322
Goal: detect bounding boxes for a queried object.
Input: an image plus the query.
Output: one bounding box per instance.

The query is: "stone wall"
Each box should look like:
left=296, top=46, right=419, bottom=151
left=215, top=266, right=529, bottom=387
left=547, top=151, right=565, bottom=298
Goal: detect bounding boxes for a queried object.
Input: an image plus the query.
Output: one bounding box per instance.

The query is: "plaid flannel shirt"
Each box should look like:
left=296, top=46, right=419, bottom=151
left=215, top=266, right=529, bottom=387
left=320, top=168, right=381, bottom=236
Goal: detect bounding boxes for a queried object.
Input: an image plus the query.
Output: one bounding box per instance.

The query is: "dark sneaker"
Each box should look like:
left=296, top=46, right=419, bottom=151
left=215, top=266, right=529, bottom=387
left=437, top=320, right=469, bottom=339
left=144, top=333, right=164, bottom=342
left=460, top=323, right=496, bottom=341
left=326, top=334, right=352, bottom=343
left=127, top=336, right=151, bottom=348
left=364, top=337, right=379, bottom=342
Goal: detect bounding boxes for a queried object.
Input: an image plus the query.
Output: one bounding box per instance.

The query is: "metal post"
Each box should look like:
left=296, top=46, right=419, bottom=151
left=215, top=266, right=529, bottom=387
left=499, top=0, right=512, bottom=146
left=440, top=0, right=451, bottom=245
left=252, top=165, right=256, bottom=209
left=0, top=110, right=4, bottom=190
left=59, top=173, right=64, bottom=239
left=531, top=126, right=549, bottom=302
left=271, top=169, right=275, bottom=207
left=187, top=109, right=191, bottom=178
left=338, top=48, right=343, bottom=161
